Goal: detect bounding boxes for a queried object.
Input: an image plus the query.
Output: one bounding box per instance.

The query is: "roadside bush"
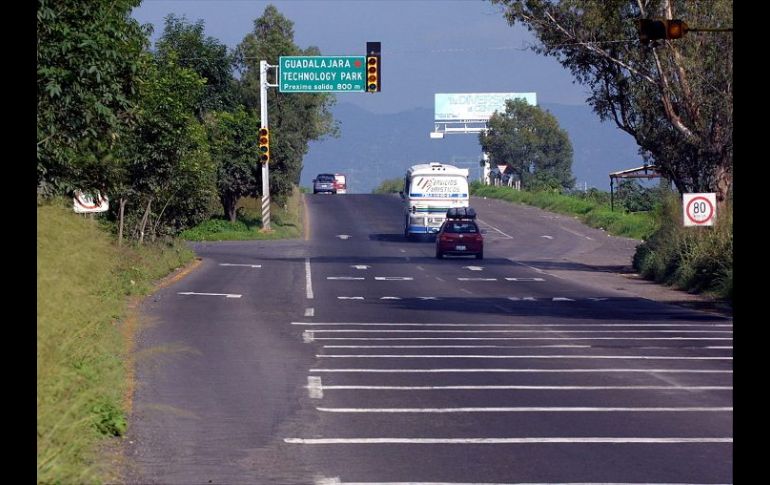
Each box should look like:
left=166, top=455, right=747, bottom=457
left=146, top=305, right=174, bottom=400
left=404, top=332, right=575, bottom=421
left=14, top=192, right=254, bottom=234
left=632, top=194, right=732, bottom=300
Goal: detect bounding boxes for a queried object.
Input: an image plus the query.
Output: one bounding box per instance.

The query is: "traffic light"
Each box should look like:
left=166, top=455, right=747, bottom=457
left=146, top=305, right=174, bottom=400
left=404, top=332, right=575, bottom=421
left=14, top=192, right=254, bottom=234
left=366, top=56, right=379, bottom=92
left=637, top=19, right=689, bottom=42
left=258, top=127, right=270, bottom=163
left=366, top=41, right=381, bottom=93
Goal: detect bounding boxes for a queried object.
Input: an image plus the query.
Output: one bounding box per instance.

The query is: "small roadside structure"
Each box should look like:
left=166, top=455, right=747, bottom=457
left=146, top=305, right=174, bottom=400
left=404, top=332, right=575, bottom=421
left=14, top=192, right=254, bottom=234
left=609, top=164, right=662, bottom=211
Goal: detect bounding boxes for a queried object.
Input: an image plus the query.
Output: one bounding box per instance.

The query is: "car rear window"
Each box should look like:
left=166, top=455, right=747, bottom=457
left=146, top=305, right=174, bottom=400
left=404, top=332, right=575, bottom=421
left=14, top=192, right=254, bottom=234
left=444, top=222, right=478, bottom=234
left=317, top=174, right=335, bottom=182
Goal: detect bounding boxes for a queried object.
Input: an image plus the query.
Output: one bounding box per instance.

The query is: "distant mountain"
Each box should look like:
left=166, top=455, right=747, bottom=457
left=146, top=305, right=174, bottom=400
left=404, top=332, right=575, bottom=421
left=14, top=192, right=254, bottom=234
left=301, top=102, right=643, bottom=194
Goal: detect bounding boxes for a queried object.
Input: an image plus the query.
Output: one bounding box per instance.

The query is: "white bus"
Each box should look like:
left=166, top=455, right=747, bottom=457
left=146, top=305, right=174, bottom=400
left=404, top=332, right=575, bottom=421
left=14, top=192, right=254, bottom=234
left=401, top=162, right=470, bottom=237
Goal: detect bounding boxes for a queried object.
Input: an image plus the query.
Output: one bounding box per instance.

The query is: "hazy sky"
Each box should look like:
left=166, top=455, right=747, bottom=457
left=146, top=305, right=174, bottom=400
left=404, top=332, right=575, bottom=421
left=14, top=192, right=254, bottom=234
left=131, top=0, right=592, bottom=114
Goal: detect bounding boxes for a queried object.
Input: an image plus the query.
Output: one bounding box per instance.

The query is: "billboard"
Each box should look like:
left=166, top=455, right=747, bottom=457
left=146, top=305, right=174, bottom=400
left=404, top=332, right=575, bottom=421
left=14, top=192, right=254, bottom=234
left=434, top=92, right=537, bottom=121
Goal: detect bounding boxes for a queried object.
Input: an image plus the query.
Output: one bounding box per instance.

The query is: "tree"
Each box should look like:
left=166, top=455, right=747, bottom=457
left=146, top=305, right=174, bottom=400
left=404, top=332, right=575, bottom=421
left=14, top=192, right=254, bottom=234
left=372, top=178, right=404, bottom=194
left=37, top=0, right=147, bottom=196
left=489, top=0, right=733, bottom=204
left=207, top=108, right=262, bottom=222
left=235, top=5, right=339, bottom=204
left=479, top=99, right=575, bottom=191
left=117, top=52, right=215, bottom=243
left=155, top=14, right=239, bottom=119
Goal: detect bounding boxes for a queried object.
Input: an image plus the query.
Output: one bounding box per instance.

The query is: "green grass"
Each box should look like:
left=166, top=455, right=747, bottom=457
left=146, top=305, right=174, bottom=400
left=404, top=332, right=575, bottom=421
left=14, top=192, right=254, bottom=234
left=180, top=186, right=304, bottom=241
left=37, top=200, right=194, bottom=484
left=633, top=196, right=732, bottom=301
left=470, top=183, right=656, bottom=240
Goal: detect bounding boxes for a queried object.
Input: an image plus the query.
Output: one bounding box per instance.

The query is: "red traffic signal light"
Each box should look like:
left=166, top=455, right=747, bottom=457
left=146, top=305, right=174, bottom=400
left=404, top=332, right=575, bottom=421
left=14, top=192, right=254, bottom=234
left=637, top=18, right=689, bottom=42
left=258, top=128, right=270, bottom=163
left=366, top=56, right=379, bottom=93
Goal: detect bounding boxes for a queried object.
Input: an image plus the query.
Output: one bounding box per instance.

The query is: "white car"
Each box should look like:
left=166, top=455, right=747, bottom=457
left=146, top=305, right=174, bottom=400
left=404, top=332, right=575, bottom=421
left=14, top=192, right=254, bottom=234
left=334, top=174, right=347, bottom=194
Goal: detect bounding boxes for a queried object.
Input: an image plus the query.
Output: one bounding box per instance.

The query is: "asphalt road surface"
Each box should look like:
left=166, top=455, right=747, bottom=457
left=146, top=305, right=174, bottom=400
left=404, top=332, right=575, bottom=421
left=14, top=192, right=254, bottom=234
left=123, top=194, right=732, bottom=484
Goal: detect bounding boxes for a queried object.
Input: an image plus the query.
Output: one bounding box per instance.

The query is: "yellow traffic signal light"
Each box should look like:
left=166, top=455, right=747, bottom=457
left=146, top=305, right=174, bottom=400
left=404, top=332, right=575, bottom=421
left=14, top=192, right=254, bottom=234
left=665, top=19, right=688, bottom=39
left=366, top=56, right=379, bottom=93
left=258, top=128, right=270, bottom=163
left=637, top=18, right=689, bottom=42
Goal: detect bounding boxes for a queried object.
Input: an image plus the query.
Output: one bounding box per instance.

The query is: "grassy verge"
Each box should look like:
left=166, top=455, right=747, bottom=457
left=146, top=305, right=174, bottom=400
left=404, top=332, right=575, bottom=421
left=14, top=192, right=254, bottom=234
left=37, top=201, right=194, bottom=484
left=633, top=196, right=732, bottom=301
left=470, top=183, right=657, bottom=240
left=180, top=186, right=304, bottom=241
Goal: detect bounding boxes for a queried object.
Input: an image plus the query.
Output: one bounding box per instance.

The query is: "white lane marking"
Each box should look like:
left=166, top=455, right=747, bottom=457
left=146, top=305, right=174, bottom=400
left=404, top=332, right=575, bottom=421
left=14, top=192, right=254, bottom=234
left=177, top=292, right=241, bottom=298
left=303, top=329, right=732, bottom=334
left=418, top=296, right=439, bottom=300
left=476, top=218, right=514, bottom=239
left=309, top=368, right=731, bottom=374
left=316, top=406, right=733, bottom=413
left=416, top=266, right=425, bottom=271
left=399, top=249, right=406, bottom=253
left=435, top=277, right=445, bottom=282
left=338, top=296, right=364, bottom=300
left=305, top=258, right=314, bottom=299
left=313, top=385, right=732, bottom=391
left=311, top=337, right=732, bottom=341
left=707, top=346, right=733, bottom=349
left=219, top=263, right=262, bottom=268
left=337, top=234, right=351, bottom=240
left=306, top=376, right=323, bottom=399
left=460, top=289, right=473, bottom=294
left=375, top=276, right=413, bottom=281
left=505, top=277, right=545, bottom=282
left=316, top=354, right=731, bottom=361
left=589, top=297, right=609, bottom=301
left=351, top=265, right=370, bottom=269
left=508, top=297, right=537, bottom=301
left=552, top=297, right=575, bottom=301
left=508, top=259, right=566, bottom=280
left=304, top=308, right=314, bottom=317
left=323, top=345, right=592, bottom=349
left=287, top=437, right=732, bottom=444
left=541, top=235, right=554, bottom=239
left=463, top=266, right=484, bottom=271
left=314, top=481, right=731, bottom=485
left=291, top=322, right=731, bottom=327
left=327, top=276, right=366, bottom=280
left=458, top=277, right=497, bottom=281
left=303, top=331, right=314, bottom=343
left=380, top=296, right=401, bottom=300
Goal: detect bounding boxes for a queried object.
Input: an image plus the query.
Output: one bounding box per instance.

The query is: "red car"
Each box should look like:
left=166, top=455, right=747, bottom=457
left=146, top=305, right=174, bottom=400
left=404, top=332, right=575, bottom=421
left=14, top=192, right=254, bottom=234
left=435, top=208, right=483, bottom=259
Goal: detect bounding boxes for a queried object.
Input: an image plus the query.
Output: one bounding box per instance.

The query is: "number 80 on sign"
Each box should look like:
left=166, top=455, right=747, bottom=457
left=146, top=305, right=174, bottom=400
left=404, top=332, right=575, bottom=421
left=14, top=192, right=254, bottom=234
left=683, top=193, right=716, bottom=227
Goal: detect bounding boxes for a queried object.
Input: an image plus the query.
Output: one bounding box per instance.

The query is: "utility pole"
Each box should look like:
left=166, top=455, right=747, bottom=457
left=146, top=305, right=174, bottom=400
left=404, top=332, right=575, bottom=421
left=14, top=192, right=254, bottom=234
left=259, top=60, right=277, bottom=231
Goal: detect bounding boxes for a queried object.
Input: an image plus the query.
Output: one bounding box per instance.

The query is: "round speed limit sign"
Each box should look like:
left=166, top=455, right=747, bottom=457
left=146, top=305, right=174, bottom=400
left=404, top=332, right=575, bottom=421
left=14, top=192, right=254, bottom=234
left=683, top=193, right=716, bottom=227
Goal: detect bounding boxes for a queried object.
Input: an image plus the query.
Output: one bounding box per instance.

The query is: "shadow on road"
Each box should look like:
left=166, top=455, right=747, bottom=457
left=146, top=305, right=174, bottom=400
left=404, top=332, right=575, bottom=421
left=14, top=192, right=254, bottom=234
left=355, top=296, right=731, bottom=322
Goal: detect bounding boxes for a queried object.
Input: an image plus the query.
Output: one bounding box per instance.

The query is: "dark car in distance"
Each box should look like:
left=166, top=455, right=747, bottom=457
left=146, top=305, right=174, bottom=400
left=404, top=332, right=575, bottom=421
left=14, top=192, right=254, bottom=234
left=435, top=207, right=483, bottom=259
left=313, top=173, right=337, bottom=194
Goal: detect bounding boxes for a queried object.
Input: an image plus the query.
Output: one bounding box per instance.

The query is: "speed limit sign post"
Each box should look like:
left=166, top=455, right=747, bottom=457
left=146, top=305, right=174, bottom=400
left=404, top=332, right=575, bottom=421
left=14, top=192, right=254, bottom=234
left=683, top=193, right=717, bottom=227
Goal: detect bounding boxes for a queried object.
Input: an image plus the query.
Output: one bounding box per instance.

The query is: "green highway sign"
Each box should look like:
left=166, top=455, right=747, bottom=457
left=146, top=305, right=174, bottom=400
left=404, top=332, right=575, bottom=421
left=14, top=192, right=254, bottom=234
left=279, top=56, right=366, bottom=93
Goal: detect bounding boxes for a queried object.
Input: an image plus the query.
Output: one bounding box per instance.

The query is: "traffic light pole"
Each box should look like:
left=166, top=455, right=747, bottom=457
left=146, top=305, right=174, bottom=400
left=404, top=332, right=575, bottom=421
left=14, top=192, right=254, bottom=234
left=259, top=60, right=277, bottom=231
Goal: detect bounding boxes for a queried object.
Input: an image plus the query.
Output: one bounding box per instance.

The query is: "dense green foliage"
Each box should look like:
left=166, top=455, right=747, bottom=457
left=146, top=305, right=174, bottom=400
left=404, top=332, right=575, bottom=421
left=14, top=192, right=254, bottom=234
left=480, top=99, right=575, bottom=191
left=37, top=3, right=339, bottom=242
left=117, top=52, right=216, bottom=240
left=156, top=14, right=239, bottom=118
left=372, top=178, right=404, bottom=194
left=489, top=0, right=733, bottom=203
left=37, top=201, right=194, bottom=483
left=471, top=182, right=656, bottom=240
left=633, top=196, right=732, bottom=301
left=37, top=0, right=147, bottom=196
left=207, top=108, right=263, bottom=221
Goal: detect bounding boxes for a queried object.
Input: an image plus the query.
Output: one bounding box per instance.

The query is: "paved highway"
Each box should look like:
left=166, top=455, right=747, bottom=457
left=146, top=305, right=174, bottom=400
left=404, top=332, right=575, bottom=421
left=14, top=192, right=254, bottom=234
left=124, top=193, right=732, bottom=484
